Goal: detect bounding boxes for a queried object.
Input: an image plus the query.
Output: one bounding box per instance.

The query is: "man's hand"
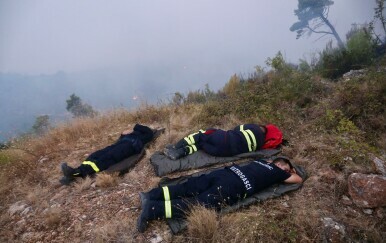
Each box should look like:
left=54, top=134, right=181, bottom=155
left=284, top=173, right=303, bottom=184
left=121, top=129, right=132, bottom=135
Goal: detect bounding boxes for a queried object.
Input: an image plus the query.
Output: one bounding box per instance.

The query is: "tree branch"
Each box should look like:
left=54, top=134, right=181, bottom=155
left=306, top=26, right=333, bottom=35
left=313, top=33, right=331, bottom=43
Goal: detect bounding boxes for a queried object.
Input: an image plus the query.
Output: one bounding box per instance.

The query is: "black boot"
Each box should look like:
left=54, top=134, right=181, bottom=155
left=139, top=192, right=150, bottom=208
left=60, top=162, right=81, bottom=185
left=137, top=193, right=151, bottom=233
left=163, top=147, right=187, bottom=160
left=61, top=162, right=81, bottom=177
left=174, top=139, right=188, bottom=149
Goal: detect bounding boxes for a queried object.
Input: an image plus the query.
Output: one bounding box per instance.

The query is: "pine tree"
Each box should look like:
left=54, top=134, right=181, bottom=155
left=290, top=0, right=344, bottom=48
left=66, top=94, right=97, bottom=118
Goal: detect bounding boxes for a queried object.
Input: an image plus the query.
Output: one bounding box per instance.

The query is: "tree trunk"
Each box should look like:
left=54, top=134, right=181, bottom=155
left=320, top=14, right=345, bottom=48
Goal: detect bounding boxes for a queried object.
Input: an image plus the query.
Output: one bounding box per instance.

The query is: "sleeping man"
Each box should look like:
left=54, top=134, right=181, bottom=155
left=137, top=156, right=303, bottom=232
left=60, top=124, right=154, bottom=185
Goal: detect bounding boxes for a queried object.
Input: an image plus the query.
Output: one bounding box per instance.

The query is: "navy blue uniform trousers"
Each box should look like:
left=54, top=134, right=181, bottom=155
left=181, top=124, right=265, bottom=157
left=144, top=169, right=245, bottom=219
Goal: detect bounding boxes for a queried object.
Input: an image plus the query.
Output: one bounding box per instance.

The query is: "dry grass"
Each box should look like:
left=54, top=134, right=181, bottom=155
left=45, top=207, right=64, bottom=227
left=26, top=185, right=50, bottom=206
left=178, top=205, right=291, bottom=243
left=74, top=176, right=93, bottom=192
left=94, top=218, right=137, bottom=243
left=186, top=205, right=219, bottom=242
left=95, top=173, right=119, bottom=188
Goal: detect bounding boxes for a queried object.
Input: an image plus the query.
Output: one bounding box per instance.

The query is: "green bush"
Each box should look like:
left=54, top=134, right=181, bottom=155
left=332, top=71, right=386, bottom=136
left=316, top=42, right=352, bottom=79
left=193, top=100, right=232, bottom=126
left=346, top=30, right=375, bottom=68
left=316, top=29, right=376, bottom=79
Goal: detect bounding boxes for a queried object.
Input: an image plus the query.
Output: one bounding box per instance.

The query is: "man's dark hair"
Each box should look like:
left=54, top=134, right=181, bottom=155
left=273, top=157, right=293, bottom=169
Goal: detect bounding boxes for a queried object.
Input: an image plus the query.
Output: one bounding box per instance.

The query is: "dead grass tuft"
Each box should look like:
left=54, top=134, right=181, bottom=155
left=131, top=103, right=172, bottom=125
left=94, top=218, right=136, bottom=243
left=26, top=186, right=50, bottom=206
left=45, top=207, right=64, bottom=227
left=186, top=205, right=219, bottom=242
left=74, top=177, right=93, bottom=192
left=95, top=173, right=118, bottom=188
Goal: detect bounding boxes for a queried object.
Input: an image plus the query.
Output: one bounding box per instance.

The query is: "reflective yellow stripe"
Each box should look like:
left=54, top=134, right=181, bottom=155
left=184, top=130, right=205, bottom=146
left=162, top=186, right=170, bottom=201
left=191, top=144, right=197, bottom=152
left=165, top=201, right=172, bottom=218
left=82, top=161, right=100, bottom=172
left=240, top=130, right=252, bottom=152
left=245, top=130, right=257, bottom=151
left=239, top=125, right=257, bottom=152
left=184, top=137, right=193, bottom=145
left=162, top=186, right=172, bottom=218
left=187, top=145, right=198, bottom=154
left=188, top=134, right=195, bottom=142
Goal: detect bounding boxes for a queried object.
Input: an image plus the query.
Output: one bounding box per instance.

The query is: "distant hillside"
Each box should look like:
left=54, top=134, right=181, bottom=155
left=0, top=66, right=227, bottom=142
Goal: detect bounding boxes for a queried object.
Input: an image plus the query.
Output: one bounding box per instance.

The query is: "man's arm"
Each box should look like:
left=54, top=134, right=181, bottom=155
left=284, top=169, right=303, bottom=184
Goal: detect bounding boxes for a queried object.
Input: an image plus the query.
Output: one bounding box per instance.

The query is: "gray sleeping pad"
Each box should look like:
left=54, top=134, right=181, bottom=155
left=159, top=162, right=307, bottom=234
left=150, top=149, right=281, bottom=176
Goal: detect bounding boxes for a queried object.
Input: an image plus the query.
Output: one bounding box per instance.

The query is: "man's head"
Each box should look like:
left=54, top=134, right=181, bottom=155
left=272, top=157, right=293, bottom=173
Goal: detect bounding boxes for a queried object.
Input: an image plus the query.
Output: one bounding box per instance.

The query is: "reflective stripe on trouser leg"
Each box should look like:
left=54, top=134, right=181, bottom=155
left=240, top=130, right=252, bottom=152
left=245, top=130, right=257, bottom=151
left=82, top=161, right=100, bottom=172
left=187, top=144, right=197, bottom=155
left=183, top=130, right=205, bottom=145
left=162, top=186, right=172, bottom=218
left=239, top=125, right=256, bottom=152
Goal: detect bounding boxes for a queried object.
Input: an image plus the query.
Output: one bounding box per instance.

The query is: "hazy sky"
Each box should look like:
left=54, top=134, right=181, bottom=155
left=0, top=0, right=378, bottom=89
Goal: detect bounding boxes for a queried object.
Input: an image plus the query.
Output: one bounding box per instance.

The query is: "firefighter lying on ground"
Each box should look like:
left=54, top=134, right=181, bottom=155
left=137, top=156, right=303, bottom=232
left=60, top=124, right=154, bottom=185
left=163, top=124, right=282, bottom=160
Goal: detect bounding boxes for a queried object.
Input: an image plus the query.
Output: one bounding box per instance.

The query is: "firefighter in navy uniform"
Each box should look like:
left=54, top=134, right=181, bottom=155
left=137, top=157, right=303, bottom=233
left=164, top=124, right=282, bottom=160
left=60, top=124, right=154, bottom=185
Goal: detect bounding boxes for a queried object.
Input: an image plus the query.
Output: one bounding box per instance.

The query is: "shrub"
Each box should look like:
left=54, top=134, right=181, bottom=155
left=194, top=100, right=232, bottom=126
left=316, top=41, right=352, bottom=79
left=317, top=28, right=376, bottom=79
left=185, top=84, right=216, bottom=104
left=222, top=74, right=240, bottom=96
left=32, top=115, right=50, bottom=135
left=331, top=71, right=386, bottom=143
left=266, top=51, right=294, bottom=74
left=66, top=93, right=97, bottom=118
left=346, top=29, right=375, bottom=68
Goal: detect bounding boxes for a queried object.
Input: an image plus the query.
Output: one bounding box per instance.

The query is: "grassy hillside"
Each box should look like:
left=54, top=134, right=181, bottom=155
left=0, top=55, right=385, bottom=242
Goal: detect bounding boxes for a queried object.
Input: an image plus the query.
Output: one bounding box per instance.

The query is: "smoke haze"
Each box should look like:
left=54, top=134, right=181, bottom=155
left=0, top=0, right=379, bottom=141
